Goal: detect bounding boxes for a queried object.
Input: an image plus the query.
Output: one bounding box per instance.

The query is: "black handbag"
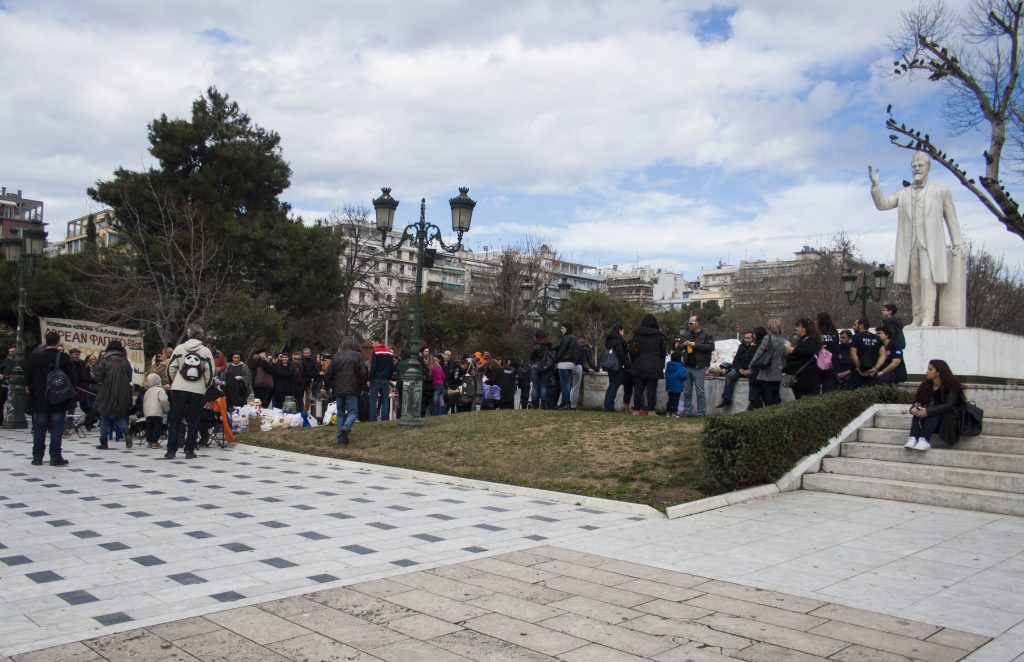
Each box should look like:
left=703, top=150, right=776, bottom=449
left=959, top=401, right=984, bottom=437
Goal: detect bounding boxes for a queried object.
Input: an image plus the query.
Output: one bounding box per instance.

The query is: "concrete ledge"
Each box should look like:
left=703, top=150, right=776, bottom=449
left=665, top=403, right=907, bottom=519
left=237, top=443, right=665, bottom=519
left=775, top=403, right=893, bottom=492
left=665, top=484, right=780, bottom=519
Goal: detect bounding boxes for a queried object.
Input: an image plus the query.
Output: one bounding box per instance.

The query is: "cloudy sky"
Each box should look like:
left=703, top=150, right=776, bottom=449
left=3, top=0, right=1023, bottom=277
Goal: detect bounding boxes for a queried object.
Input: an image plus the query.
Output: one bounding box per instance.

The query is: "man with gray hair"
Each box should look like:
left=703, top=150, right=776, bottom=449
left=869, top=151, right=965, bottom=327
left=163, top=326, right=214, bottom=459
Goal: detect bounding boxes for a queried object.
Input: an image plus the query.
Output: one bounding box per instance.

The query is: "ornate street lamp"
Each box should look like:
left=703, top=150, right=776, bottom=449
left=842, top=263, right=890, bottom=320
left=520, top=276, right=572, bottom=332
left=372, top=187, right=476, bottom=427
left=2, top=226, right=46, bottom=429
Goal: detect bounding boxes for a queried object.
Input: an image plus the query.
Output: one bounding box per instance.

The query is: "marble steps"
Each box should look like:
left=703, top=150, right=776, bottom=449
left=802, top=406, right=1024, bottom=515
left=857, top=427, right=1024, bottom=455
left=819, top=456, right=1024, bottom=494
left=874, top=413, right=1024, bottom=438
left=802, top=473, right=1024, bottom=517
left=842, top=441, right=1024, bottom=473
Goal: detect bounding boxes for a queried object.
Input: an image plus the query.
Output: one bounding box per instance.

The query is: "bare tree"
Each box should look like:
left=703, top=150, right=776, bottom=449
left=76, top=183, right=228, bottom=345
left=728, top=234, right=903, bottom=332
left=886, top=0, right=1024, bottom=239
left=323, top=205, right=390, bottom=341
left=965, top=243, right=1024, bottom=330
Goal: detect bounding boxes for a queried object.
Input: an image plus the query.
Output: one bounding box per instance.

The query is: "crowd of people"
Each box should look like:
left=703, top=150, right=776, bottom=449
left=13, top=300, right=966, bottom=463
left=713, top=305, right=908, bottom=412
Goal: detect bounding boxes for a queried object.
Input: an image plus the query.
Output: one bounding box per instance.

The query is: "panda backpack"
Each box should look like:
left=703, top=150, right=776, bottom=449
left=179, top=350, right=207, bottom=382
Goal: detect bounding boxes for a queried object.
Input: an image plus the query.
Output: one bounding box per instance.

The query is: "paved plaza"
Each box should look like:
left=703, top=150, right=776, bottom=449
left=0, top=427, right=1022, bottom=661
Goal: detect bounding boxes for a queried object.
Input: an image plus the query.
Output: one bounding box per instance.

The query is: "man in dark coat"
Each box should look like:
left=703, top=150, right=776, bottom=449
left=323, top=340, right=366, bottom=445
left=682, top=315, right=715, bottom=417
left=25, top=332, right=78, bottom=466
left=717, top=330, right=754, bottom=409
left=629, top=314, right=667, bottom=414
left=93, top=340, right=135, bottom=449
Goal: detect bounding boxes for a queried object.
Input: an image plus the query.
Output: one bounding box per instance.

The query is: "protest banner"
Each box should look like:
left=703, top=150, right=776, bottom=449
left=39, top=318, right=146, bottom=385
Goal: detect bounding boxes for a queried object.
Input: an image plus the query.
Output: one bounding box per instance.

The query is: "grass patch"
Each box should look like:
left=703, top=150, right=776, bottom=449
left=243, top=410, right=706, bottom=511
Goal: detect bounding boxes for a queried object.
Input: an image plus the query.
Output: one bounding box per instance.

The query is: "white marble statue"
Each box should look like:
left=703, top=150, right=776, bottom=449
left=869, top=151, right=966, bottom=327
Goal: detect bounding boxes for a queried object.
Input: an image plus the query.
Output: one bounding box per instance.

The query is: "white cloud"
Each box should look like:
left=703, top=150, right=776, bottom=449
left=2, top=0, right=1021, bottom=273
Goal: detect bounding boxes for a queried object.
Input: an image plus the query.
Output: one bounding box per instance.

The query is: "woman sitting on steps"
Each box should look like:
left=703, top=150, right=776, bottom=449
left=907, top=359, right=965, bottom=452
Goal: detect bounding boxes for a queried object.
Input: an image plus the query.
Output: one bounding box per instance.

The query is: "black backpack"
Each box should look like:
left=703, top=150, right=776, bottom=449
left=45, top=352, right=76, bottom=405
left=538, top=348, right=556, bottom=372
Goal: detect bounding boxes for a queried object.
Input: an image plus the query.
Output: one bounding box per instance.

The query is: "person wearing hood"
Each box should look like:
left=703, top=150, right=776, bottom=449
left=630, top=314, right=667, bottom=415
left=681, top=315, right=715, bottom=417
left=529, top=330, right=555, bottom=409
left=552, top=322, right=579, bottom=409
left=94, top=340, right=135, bottom=450
left=602, top=325, right=631, bottom=412
left=164, top=328, right=214, bottom=459
left=142, top=372, right=169, bottom=448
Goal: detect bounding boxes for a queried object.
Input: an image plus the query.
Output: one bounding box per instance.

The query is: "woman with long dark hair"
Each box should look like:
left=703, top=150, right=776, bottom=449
left=784, top=318, right=821, bottom=399
left=907, top=359, right=965, bottom=451
left=602, top=324, right=630, bottom=412
left=816, top=311, right=840, bottom=393
left=629, top=313, right=667, bottom=415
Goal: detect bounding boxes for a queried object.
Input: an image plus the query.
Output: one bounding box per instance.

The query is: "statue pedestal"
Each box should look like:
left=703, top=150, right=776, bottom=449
left=902, top=327, right=1024, bottom=381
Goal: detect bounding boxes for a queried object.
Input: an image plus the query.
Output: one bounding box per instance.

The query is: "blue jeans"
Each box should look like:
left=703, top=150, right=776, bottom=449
left=529, top=365, right=547, bottom=408
left=558, top=368, right=572, bottom=407
left=32, top=409, right=67, bottom=461
left=99, top=415, right=128, bottom=443
left=721, top=369, right=741, bottom=402
left=432, top=387, right=446, bottom=416
left=910, top=414, right=941, bottom=439
left=368, top=379, right=390, bottom=421
left=336, top=395, right=358, bottom=442
left=683, top=369, right=706, bottom=416
left=604, top=369, right=624, bottom=411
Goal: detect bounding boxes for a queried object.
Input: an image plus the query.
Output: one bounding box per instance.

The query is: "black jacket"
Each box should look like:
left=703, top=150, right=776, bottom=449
left=604, top=334, right=631, bottom=371
left=553, top=333, right=578, bottom=365
left=25, top=348, right=79, bottom=414
left=269, top=361, right=295, bottom=395
left=324, top=346, right=367, bottom=397
left=629, top=326, right=667, bottom=380
left=922, top=384, right=964, bottom=445
left=684, top=328, right=715, bottom=369
left=784, top=335, right=821, bottom=394
left=529, top=338, right=553, bottom=365
left=731, top=343, right=754, bottom=371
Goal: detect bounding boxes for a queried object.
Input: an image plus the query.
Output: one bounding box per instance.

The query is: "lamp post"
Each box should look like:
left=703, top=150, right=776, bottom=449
left=1, top=227, right=46, bottom=429
left=842, top=263, right=891, bottom=320
left=372, top=187, right=475, bottom=428
left=520, top=276, right=572, bottom=332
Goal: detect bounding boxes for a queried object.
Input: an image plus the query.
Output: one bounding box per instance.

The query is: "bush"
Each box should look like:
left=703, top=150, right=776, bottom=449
left=699, top=386, right=913, bottom=491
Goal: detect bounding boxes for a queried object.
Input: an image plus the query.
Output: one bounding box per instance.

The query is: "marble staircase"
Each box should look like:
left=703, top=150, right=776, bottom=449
left=803, top=406, right=1024, bottom=516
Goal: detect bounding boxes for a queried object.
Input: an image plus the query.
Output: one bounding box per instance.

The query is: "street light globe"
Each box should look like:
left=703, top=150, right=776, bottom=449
left=520, top=280, right=534, bottom=304
left=558, top=277, right=572, bottom=301
left=22, top=227, right=46, bottom=258
left=841, top=269, right=857, bottom=295
left=449, top=187, right=476, bottom=234
left=372, top=188, right=399, bottom=234
left=873, top=263, right=891, bottom=291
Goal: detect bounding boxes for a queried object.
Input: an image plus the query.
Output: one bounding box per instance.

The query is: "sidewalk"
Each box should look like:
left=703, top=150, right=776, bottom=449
left=1, top=427, right=1021, bottom=660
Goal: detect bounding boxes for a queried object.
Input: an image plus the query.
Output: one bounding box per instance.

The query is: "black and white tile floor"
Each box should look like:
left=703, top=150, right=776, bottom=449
left=0, top=428, right=649, bottom=655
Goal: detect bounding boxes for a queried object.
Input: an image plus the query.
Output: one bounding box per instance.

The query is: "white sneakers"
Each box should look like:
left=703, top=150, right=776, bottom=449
left=905, top=437, right=931, bottom=451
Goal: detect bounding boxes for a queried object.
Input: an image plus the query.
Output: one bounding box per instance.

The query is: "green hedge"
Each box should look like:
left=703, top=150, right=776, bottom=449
left=699, top=386, right=914, bottom=491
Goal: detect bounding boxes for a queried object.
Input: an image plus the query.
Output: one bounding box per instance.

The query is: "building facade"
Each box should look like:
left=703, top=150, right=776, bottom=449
left=0, top=187, right=44, bottom=239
